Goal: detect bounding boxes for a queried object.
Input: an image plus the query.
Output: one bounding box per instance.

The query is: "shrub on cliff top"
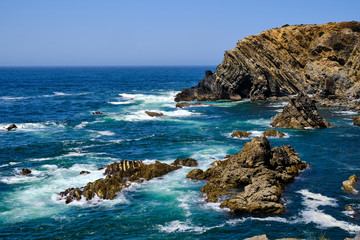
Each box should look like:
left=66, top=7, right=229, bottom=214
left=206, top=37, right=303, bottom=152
left=333, top=42, right=345, bottom=51
left=282, top=24, right=289, bottom=27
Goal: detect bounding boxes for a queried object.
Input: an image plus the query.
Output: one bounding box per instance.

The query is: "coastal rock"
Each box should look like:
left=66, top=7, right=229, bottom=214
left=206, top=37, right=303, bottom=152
left=92, top=111, right=103, bottom=115
left=145, top=111, right=165, bottom=117
left=6, top=124, right=17, bottom=131
left=352, top=115, right=360, bottom=126
left=231, top=130, right=251, bottom=138
left=80, top=171, right=90, bottom=175
left=342, top=174, right=358, bottom=193
left=172, top=158, right=198, bottom=167
left=270, top=93, right=333, bottom=129
left=186, top=136, right=307, bottom=214
left=175, top=22, right=360, bottom=108
left=60, top=160, right=180, bottom=203
left=262, top=129, right=286, bottom=138
left=244, top=235, right=269, bottom=240
left=175, top=102, right=214, bottom=108
left=21, top=168, right=31, bottom=175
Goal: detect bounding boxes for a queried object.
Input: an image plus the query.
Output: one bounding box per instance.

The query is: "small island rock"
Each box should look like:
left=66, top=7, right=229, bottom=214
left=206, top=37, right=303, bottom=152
left=231, top=130, right=251, bottom=138
left=21, top=168, right=32, bottom=175
left=80, top=171, right=90, bottom=175
left=6, top=124, right=18, bottom=131
left=145, top=111, right=165, bottom=117
left=342, top=174, right=358, bottom=193
left=172, top=158, right=198, bottom=167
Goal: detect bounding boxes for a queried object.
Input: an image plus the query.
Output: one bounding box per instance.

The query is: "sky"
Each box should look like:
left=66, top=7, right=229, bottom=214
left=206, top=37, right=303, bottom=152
left=0, top=0, right=359, bottom=66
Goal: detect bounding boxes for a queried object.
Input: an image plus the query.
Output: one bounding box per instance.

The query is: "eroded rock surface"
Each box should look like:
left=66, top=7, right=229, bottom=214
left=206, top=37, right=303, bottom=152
left=172, top=158, right=198, bottom=167
left=60, top=160, right=180, bottom=204
left=342, top=174, right=358, bottom=193
left=175, top=22, right=360, bottom=107
left=231, top=130, right=251, bottom=138
left=186, top=136, right=307, bottom=214
left=270, top=93, right=333, bottom=129
left=262, top=129, right=286, bottom=138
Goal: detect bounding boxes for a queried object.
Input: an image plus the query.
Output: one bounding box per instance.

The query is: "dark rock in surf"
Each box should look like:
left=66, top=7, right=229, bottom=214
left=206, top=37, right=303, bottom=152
left=352, top=115, right=360, bottom=126
left=262, top=129, right=286, bottom=138
left=231, top=130, right=251, bottom=138
left=145, top=111, right=165, bottom=117
left=172, top=158, right=198, bottom=167
left=92, top=111, right=103, bottom=115
left=80, top=171, right=90, bottom=175
left=21, top=168, right=32, bottom=175
left=6, top=124, right=18, bottom=131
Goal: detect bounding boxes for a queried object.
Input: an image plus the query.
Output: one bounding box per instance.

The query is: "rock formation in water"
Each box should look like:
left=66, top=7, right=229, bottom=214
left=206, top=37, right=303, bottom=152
left=21, top=168, right=31, bottom=175
left=262, top=129, right=286, bottom=138
left=60, top=160, right=180, bottom=204
left=175, top=22, right=360, bottom=107
left=342, top=174, right=358, bottom=193
left=6, top=124, right=17, bottom=131
left=171, top=158, right=198, bottom=167
left=270, top=93, right=333, bottom=129
left=145, top=111, right=165, bottom=117
left=231, top=130, right=251, bottom=138
left=186, top=136, right=307, bottom=214
left=352, top=115, right=360, bottom=126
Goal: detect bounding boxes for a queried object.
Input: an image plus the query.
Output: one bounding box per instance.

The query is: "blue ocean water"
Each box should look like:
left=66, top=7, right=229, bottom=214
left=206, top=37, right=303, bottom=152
left=0, top=66, right=359, bottom=239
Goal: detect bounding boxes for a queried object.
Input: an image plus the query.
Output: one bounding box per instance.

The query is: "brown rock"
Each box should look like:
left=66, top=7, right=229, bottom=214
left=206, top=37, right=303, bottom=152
left=187, top=136, right=307, bottom=215
left=262, top=129, right=286, bottom=138
left=80, top=171, right=90, bottom=175
left=172, top=158, right=198, bottom=167
left=6, top=124, right=17, bottom=131
left=271, top=93, right=333, bottom=129
left=60, top=160, right=180, bottom=203
left=145, top=111, right=165, bottom=117
left=21, top=168, right=31, bottom=175
left=342, top=174, right=358, bottom=193
left=231, top=130, right=251, bottom=138
left=351, top=115, right=360, bottom=126
left=92, top=111, right=103, bottom=115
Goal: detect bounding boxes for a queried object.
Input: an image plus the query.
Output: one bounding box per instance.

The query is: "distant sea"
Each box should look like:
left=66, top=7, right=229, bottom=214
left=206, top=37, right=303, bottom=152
left=0, top=67, right=359, bottom=239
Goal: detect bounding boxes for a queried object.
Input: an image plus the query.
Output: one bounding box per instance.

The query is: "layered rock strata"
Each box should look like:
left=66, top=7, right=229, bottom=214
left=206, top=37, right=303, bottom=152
left=270, top=93, right=333, bottom=129
left=175, top=22, right=360, bottom=106
left=186, top=136, right=307, bottom=214
left=60, top=160, right=180, bottom=204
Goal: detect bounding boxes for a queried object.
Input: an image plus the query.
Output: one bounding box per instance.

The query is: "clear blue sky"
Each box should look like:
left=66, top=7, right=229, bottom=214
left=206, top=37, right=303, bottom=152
left=1, top=0, right=359, bottom=66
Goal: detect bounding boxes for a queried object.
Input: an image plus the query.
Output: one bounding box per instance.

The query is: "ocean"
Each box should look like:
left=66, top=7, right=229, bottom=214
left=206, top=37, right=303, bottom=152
left=0, top=66, right=359, bottom=239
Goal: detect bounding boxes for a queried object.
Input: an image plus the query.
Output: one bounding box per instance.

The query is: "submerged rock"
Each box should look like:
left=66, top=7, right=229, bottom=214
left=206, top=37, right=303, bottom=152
left=186, top=136, right=307, bottom=215
left=352, top=115, right=360, bottom=126
left=92, top=110, right=103, bottom=115
left=80, top=171, right=90, bottom=175
left=21, top=168, right=31, bottom=175
left=171, top=158, right=198, bottom=167
left=60, top=160, right=180, bottom=203
left=270, top=93, right=333, bottom=129
left=6, top=124, right=17, bottom=131
left=231, top=130, right=251, bottom=138
left=262, top=129, right=286, bottom=138
left=145, top=111, right=165, bottom=117
left=342, top=174, right=358, bottom=193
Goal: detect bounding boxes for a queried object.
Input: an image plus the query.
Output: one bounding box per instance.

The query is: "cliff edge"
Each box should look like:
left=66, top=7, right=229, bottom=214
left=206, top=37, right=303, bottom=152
left=175, top=21, right=360, bottom=103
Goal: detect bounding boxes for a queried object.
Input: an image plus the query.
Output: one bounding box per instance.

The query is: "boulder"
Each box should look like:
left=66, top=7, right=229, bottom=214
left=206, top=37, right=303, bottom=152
left=92, top=111, right=103, bottom=115
left=172, top=158, right=198, bottom=167
left=231, top=130, right=251, bottom=138
left=342, top=174, right=358, bottom=193
left=262, top=129, right=286, bottom=138
left=271, top=93, right=333, bottom=129
left=21, top=168, right=31, bottom=175
left=187, top=136, right=307, bottom=215
left=352, top=115, right=360, bottom=126
left=80, top=171, right=90, bottom=175
left=145, top=111, right=165, bottom=117
left=60, top=160, right=180, bottom=203
left=6, top=124, right=17, bottom=131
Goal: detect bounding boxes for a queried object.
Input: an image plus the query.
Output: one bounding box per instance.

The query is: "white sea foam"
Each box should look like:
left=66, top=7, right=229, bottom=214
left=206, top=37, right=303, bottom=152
left=158, top=220, right=225, bottom=233
left=109, top=109, right=197, bottom=122
left=108, top=101, right=133, bottom=105
left=298, top=189, right=360, bottom=233
left=0, top=96, right=30, bottom=101
left=0, top=122, right=66, bottom=132
left=244, top=118, right=272, bottom=126
left=43, top=92, right=71, bottom=97
left=74, top=121, right=89, bottom=129
left=119, top=91, right=178, bottom=103
left=333, top=110, right=358, bottom=116
left=88, top=130, right=116, bottom=137
left=269, top=102, right=288, bottom=108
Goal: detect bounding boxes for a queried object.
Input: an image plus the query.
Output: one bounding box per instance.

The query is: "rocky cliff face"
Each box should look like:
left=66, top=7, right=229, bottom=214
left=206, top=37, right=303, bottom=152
left=175, top=21, right=360, bottom=102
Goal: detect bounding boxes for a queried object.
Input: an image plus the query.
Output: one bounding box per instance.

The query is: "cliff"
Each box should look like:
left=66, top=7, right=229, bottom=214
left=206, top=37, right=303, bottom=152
left=175, top=21, right=360, bottom=103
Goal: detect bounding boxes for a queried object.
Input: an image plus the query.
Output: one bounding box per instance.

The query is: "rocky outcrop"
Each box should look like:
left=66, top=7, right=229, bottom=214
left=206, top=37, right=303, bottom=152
left=80, top=171, right=90, bottom=175
left=186, top=136, right=307, bottom=214
left=145, top=111, right=165, bottom=117
left=6, top=124, right=17, bottom=131
left=231, top=130, right=251, bottom=138
left=262, top=129, right=286, bottom=138
left=21, top=168, right=31, bottom=175
left=176, top=22, right=360, bottom=106
left=270, top=93, right=333, bottom=129
left=60, top=160, right=180, bottom=204
left=175, top=102, right=214, bottom=108
left=92, top=111, right=102, bottom=115
left=342, top=174, right=358, bottom=193
left=352, top=115, right=360, bottom=126
left=172, top=158, right=198, bottom=167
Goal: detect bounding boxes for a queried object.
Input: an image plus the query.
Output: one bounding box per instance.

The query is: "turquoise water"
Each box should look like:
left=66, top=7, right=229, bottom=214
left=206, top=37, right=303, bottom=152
left=0, top=67, right=359, bottom=239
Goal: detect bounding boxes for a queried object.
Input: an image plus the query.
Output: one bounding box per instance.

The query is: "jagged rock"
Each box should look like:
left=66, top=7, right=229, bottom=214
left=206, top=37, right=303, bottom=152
left=6, top=124, right=17, bottom=131
left=21, top=168, right=31, bottom=175
left=231, top=130, right=251, bottom=138
left=187, top=136, right=307, bottom=214
left=92, top=111, right=102, bottom=115
left=172, top=158, right=198, bottom=167
left=342, top=174, right=358, bottom=193
left=175, top=102, right=214, bottom=108
left=80, top=171, right=90, bottom=175
left=352, top=115, right=360, bottom=126
left=270, top=93, right=333, bottom=129
left=262, top=129, right=286, bottom=138
left=60, top=160, right=180, bottom=203
left=175, top=22, right=360, bottom=107
left=145, top=111, right=165, bottom=117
